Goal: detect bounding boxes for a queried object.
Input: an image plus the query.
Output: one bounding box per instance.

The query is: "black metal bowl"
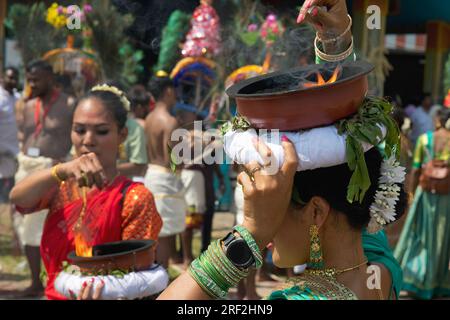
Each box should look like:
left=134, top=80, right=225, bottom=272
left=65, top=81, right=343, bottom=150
left=67, top=240, right=156, bottom=273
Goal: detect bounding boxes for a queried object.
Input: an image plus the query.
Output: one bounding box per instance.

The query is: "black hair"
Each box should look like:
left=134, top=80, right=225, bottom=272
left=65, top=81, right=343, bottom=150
left=26, top=60, right=53, bottom=75
left=77, top=89, right=128, bottom=130
left=105, top=79, right=126, bottom=92
left=5, top=66, right=19, bottom=76
left=392, top=107, right=406, bottom=129
left=437, top=108, right=450, bottom=130
left=148, top=76, right=174, bottom=101
left=294, top=148, right=408, bottom=230
left=128, top=84, right=150, bottom=110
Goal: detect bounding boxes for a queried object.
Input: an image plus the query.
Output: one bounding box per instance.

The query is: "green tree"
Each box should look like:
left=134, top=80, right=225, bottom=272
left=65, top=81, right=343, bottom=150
left=86, top=0, right=143, bottom=86
left=153, top=10, right=191, bottom=74
left=5, top=3, right=65, bottom=66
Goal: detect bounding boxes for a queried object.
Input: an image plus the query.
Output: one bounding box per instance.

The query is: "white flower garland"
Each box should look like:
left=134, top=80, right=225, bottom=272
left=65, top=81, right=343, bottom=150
left=367, top=155, right=406, bottom=234
left=91, top=84, right=131, bottom=112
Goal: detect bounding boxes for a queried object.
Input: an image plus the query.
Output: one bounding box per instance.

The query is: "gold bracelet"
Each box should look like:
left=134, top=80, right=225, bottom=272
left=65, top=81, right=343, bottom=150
left=316, top=14, right=352, bottom=45
left=315, top=36, right=354, bottom=62
left=51, top=164, right=65, bottom=184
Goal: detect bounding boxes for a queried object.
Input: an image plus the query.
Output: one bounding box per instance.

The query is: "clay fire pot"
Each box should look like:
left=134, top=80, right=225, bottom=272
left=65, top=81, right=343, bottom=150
left=226, top=60, right=374, bottom=131
left=67, top=240, right=155, bottom=274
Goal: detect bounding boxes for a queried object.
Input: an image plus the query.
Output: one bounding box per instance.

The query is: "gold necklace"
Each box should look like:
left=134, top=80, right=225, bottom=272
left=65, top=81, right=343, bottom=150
left=305, top=259, right=368, bottom=278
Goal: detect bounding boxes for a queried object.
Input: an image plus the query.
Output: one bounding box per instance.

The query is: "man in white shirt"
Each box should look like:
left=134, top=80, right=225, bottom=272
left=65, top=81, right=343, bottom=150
left=0, top=67, right=22, bottom=265
left=0, top=67, right=20, bottom=203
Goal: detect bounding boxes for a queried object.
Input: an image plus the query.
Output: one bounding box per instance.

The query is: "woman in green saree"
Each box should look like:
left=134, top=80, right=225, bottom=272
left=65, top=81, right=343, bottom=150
left=394, top=108, right=450, bottom=299
left=155, top=0, right=407, bottom=301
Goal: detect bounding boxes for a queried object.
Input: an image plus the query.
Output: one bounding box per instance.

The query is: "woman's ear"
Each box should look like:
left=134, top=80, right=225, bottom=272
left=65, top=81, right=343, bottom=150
left=118, top=126, right=128, bottom=145
left=310, top=196, right=330, bottom=228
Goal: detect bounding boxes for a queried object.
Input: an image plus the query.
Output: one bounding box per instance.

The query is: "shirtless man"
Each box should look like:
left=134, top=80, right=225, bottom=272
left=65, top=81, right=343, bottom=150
left=144, top=76, right=186, bottom=269
left=14, top=60, right=74, bottom=297
left=21, top=61, right=73, bottom=160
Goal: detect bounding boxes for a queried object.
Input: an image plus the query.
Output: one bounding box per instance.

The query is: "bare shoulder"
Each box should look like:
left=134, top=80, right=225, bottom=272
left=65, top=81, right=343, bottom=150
left=24, top=97, right=37, bottom=111
left=371, top=262, right=394, bottom=299
left=167, top=115, right=178, bottom=130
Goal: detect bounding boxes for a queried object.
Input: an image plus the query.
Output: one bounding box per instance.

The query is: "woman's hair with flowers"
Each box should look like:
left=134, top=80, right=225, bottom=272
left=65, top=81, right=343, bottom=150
left=293, top=148, right=408, bottom=231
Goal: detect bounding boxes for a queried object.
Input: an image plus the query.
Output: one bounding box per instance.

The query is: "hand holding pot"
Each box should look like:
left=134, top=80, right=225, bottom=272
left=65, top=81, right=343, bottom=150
left=68, top=278, right=105, bottom=300
left=238, top=136, right=298, bottom=250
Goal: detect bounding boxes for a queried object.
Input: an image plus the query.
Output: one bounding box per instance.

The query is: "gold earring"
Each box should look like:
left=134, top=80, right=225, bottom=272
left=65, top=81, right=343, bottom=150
left=308, top=224, right=324, bottom=270
left=118, top=143, right=126, bottom=160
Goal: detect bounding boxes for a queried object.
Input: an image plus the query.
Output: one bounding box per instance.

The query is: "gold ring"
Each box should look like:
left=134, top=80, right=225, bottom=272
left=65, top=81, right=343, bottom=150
left=81, top=172, right=89, bottom=186
left=250, top=166, right=262, bottom=175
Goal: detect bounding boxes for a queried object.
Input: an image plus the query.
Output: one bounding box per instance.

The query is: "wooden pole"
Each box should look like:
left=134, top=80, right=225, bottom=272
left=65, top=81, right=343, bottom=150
left=424, top=21, right=450, bottom=101
left=352, top=0, right=389, bottom=96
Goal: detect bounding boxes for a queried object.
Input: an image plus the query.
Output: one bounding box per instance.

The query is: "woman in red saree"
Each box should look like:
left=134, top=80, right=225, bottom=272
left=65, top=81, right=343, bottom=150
left=10, top=85, right=162, bottom=300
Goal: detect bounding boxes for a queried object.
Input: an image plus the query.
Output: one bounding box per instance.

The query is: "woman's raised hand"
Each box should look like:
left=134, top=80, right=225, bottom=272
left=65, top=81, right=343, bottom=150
left=238, top=136, right=298, bottom=250
left=57, top=153, right=107, bottom=189
left=297, top=0, right=351, bottom=48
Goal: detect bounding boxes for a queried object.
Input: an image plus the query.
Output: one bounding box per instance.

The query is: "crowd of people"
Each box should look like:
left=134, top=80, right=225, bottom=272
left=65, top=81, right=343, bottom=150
left=0, top=60, right=226, bottom=299
left=0, top=0, right=449, bottom=301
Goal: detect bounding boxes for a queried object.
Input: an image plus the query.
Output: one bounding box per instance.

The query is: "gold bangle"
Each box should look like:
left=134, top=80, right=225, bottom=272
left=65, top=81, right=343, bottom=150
left=315, top=36, right=354, bottom=62
left=316, top=14, right=352, bottom=45
left=51, top=164, right=65, bottom=184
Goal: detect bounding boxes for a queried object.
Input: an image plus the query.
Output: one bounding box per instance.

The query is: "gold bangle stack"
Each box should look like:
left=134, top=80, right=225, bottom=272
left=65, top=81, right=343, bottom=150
left=51, top=164, right=65, bottom=184
left=314, top=36, right=354, bottom=62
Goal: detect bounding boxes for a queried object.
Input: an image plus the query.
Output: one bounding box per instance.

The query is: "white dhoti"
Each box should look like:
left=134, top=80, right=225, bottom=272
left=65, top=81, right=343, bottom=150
left=180, top=169, right=206, bottom=214
left=13, top=153, right=53, bottom=247
left=144, top=164, right=186, bottom=237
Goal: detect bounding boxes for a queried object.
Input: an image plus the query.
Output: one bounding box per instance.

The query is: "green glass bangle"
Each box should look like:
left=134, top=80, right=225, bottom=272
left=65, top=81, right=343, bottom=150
left=212, top=240, right=248, bottom=280
left=189, top=258, right=227, bottom=299
left=212, top=240, right=248, bottom=279
left=193, top=257, right=228, bottom=299
left=198, top=251, right=230, bottom=292
left=210, top=240, right=248, bottom=285
left=188, top=261, right=219, bottom=299
left=188, top=267, right=217, bottom=299
left=233, top=225, right=263, bottom=268
left=204, top=246, right=238, bottom=288
left=189, top=259, right=222, bottom=299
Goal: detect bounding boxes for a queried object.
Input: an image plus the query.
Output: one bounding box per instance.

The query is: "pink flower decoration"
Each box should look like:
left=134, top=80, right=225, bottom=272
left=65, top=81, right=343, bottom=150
left=57, top=6, right=64, bottom=14
left=247, top=24, right=258, bottom=32
left=83, top=4, right=93, bottom=13
left=267, top=14, right=277, bottom=22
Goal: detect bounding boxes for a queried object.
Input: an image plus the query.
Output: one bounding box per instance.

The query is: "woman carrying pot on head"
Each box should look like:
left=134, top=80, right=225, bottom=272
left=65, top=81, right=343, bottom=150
left=157, top=0, right=408, bottom=300
left=9, top=85, right=164, bottom=300
left=395, top=107, right=450, bottom=299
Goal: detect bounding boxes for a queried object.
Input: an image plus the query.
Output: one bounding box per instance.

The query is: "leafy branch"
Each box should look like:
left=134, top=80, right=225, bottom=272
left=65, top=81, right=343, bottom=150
left=336, top=96, right=400, bottom=203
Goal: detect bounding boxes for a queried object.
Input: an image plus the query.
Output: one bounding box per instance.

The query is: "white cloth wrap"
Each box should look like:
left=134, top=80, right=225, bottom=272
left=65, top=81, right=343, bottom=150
left=180, top=169, right=206, bottom=214
left=13, top=153, right=53, bottom=246
left=144, top=164, right=187, bottom=237
left=224, top=125, right=386, bottom=171
left=54, top=264, right=169, bottom=300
